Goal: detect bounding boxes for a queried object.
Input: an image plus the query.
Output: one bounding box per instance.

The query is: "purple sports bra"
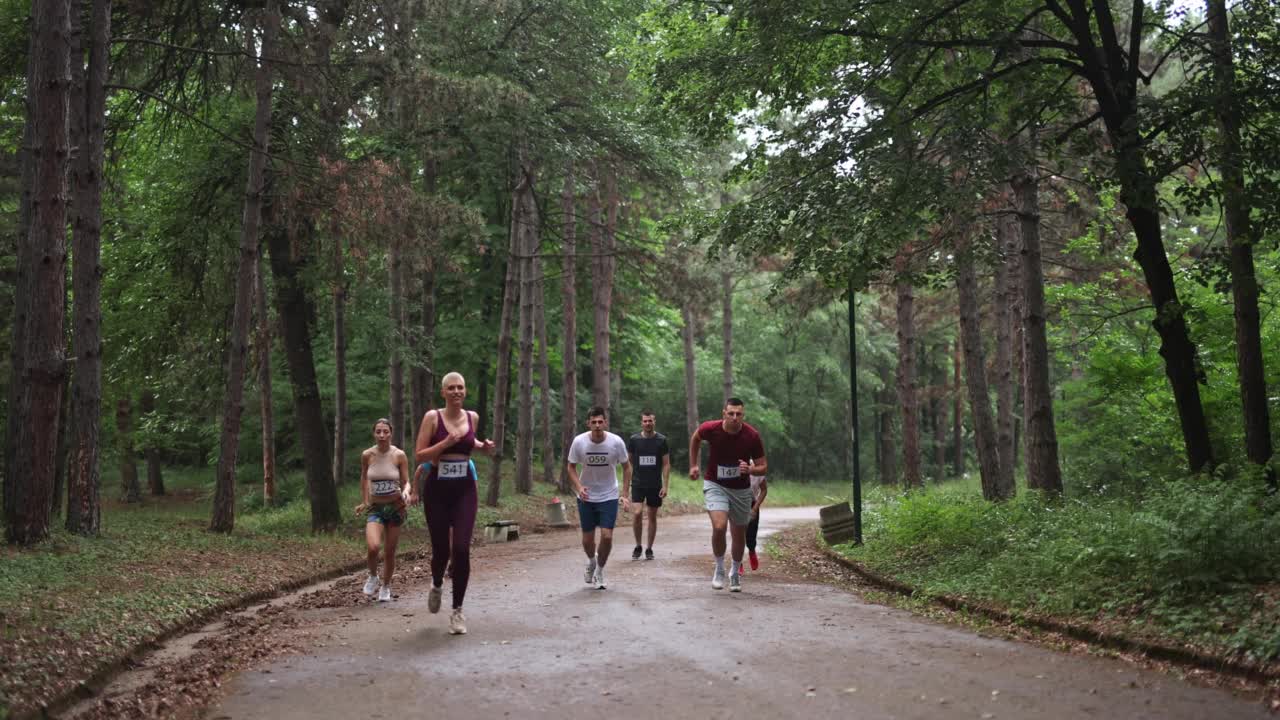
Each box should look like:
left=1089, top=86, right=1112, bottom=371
left=431, top=409, right=475, bottom=457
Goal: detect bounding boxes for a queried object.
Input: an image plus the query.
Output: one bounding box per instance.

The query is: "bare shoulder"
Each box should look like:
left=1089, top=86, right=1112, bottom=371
left=467, top=410, right=479, bottom=424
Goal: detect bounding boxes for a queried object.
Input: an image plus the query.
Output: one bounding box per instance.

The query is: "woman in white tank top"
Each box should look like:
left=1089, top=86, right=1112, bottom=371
left=357, top=418, right=410, bottom=602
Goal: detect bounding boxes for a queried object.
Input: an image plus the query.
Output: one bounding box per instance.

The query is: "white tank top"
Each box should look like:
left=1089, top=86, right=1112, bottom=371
left=368, top=448, right=401, bottom=497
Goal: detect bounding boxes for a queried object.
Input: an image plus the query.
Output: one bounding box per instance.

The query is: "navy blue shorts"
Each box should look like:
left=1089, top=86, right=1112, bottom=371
left=577, top=498, right=619, bottom=532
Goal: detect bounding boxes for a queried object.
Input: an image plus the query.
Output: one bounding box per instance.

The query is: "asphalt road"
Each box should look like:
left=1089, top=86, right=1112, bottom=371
left=203, top=507, right=1268, bottom=719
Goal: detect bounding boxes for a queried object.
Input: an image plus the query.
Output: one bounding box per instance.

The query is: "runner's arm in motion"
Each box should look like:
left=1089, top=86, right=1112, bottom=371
left=688, top=430, right=702, bottom=480
left=753, top=477, right=768, bottom=513
left=396, top=450, right=410, bottom=503
left=738, top=455, right=767, bottom=477
left=469, top=411, right=496, bottom=455
left=660, top=452, right=671, bottom=498
left=621, top=460, right=633, bottom=512
left=566, top=460, right=587, bottom=500
left=355, top=450, right=372, bottom=515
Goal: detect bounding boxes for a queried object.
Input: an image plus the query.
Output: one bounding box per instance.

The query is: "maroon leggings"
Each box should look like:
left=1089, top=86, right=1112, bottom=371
left=423, top=470, right=478, bottom=609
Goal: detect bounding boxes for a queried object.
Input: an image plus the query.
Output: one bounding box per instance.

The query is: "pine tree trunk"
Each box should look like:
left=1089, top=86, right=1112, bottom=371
left=557, top=164, right=577, bottom=493
left=722, top=272, right=733, bottom=405
left=255, top=255, right=275, bottom=506
left=1207, top=0, right=1273, bottom=477
left=486, top=168, right=526, bottom=507
left=65, top=0, right=110, bottom=535
left=265, top=214, right=341, bottom=531
left=957, top=246, right=1009, bottom=501
left=1013, top=143, right=1064, bottom=494
left=876, top=377, right=898, bottom=486
left=7, top=0, right=71, bottom=544
left=4, top=22, right=37, bottom=524
left=213, top=6, right=277, bottom=533
left=895, top=271, right=921, bottom=489
left=951, top=336, right=963, bottom=476
left=533, top=235, right=555, bottom=487
left=388, top=235, right=406, bottom=449
left=141, top=389, right=164, bottom=496
left=682, top=302, right=699, bottom=438
left=515, top=166, right=537, bottom=495
left=332, top=236, right=348, bottom=485
left=118, top=397, right=140, bottom=503
left=589, top=165, right=616, bottom=412
left=933, top=345, right=948, bottom=481
left=994, top=213, right=1017, bottom=493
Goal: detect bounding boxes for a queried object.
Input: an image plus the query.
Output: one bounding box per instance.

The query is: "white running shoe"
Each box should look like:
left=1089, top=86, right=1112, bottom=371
left=362, top=573, right=381, bottom=596
left=712, top=566, right=726, bottom=590
left=595, top=565, right=607, bottom=590
left=729, top=572, right=742, bottom=593
left=584, top=557, right=597, bottom=585
left=428, top=585, right=443, bottom=614
left=378, top=584, right=392, bottom=602
left=449, top=608, right=467, bottom=635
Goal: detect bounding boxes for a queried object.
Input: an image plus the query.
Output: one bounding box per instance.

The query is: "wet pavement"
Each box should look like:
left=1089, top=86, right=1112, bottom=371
left=203, top=507, right=1269, bottom=719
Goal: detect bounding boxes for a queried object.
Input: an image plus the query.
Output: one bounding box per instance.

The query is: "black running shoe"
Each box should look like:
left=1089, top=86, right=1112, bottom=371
left=631, top=545, right=642, bottom=560
left=644, top=548, right=654, bottom=561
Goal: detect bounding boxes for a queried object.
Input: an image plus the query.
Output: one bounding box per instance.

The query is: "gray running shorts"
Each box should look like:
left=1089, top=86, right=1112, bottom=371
left=703, top=480, right=753, bottom=526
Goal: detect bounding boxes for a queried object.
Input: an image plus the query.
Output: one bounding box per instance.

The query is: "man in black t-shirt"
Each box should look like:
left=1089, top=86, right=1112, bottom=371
left=624, top=410, right=671, bottom=561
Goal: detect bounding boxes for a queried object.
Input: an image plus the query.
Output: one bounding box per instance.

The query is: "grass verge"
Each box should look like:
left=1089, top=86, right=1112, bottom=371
left=827, top=475, right=1280, bottom=673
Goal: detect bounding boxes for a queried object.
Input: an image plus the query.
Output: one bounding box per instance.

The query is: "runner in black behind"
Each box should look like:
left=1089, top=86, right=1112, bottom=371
left=625, top=410, right=670, bottom=561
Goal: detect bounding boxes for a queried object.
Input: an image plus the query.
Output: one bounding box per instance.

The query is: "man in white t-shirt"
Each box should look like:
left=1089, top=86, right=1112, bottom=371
left=567, top=406, right=631, bottom=590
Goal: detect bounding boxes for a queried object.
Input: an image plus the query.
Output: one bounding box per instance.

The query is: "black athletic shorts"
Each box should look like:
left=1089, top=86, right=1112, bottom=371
left=630, top=486, right=663, bottom=508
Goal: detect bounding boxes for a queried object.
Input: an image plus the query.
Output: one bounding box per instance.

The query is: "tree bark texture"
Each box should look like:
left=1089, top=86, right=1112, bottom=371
left=332, top=236, right=348, bottom=485
left=1012, top=150, right=1064, bottom=494
left=895, top=274, right=921, bottom=489
left=876, top=376, right=897, bottom=486
left=957, top=247, right=1010, bottom=501
left=265, top=215, right=341, bottom=531
left=932, top=346, right=948, bottom=482
left=1207, top=0, right=1273, bottom=475
left=682, top=302, right=699, bottom=438
left=952, top=336, right=964, bottom=476
left=722, top=271, right=733, bottom=405
left=557, top=164, right=577, bottom=493
left=533, top=231, right=555, bottom=487
left=589, top=166, right=616, bottom=413
left=65, top=0, right=111, bottom=535
left=388, top=235, right=405, bottom=449
left=255, top=255, right=276, bottom=506
left=4, top=22, right=37, bottom=524
left=117, top=396, right=140, bottom=503
left=212, top=5, right=277, bottom=533
left=140, top=390, right=164, bottom=496
left=994, top=213, right=1018, bottom=494
left=485, top=170, right=525, bottom=507
left=515, top=166, right=537, bottom=495
left=7, top=0, right=72, bottom=544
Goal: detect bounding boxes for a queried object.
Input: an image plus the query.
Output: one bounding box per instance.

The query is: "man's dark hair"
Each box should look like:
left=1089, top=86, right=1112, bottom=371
left=588, top=406, right=607, bottom=419
left=725, top=397, right=744, bottom=408
left=640, top=409, right=655, bottom=418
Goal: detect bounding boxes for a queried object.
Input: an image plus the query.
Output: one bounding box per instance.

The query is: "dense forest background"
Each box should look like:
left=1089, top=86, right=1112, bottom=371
left=3, top=0, right=1279, bottom=543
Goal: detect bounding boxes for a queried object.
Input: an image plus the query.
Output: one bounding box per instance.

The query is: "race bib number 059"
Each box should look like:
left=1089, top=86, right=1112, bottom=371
left=439, top=461, right=469, bottom=479
left=717, top=465, right=740, bottom=480
left=586, top=453, right=609, bottom=466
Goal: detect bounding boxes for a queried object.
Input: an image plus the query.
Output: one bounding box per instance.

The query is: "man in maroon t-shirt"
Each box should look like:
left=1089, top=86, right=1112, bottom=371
left=688, top=397, right=767, bottom=592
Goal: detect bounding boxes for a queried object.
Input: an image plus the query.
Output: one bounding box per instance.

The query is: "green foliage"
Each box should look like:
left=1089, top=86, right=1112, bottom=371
left=841, top=477, right=1280, bottom=661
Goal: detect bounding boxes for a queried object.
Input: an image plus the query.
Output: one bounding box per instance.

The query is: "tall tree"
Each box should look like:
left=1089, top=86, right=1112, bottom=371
left=681, top=301, right=699, bottom=437
left=721, top=270, right=733, bottom=404
left=332, top=233, right=348, bottom=485
left=7, top=0, right=72, bottom=544
left=1206, top=0, right=1273, bottom=477
left=533, top=228, right=556, bottom=487
left=956, top=236, right=1010, bottom=501
left=1013, top=136, right=1063, bottom=494
left=66, top=0, right=113, bottom=536
left=993, top=210, right=1019, bottom=494
left=140, top=390, right=164, bottom=496
left=388, top=231, right=406, bottom=449
left=558, top=164, right=578, bottom=493
left=212, top=2, right=278, bottom=533
left=117, top=396, right=140, bottom=503
left=515, top=163, right=538, bottom=495
left=895, top=254, right=922, bottom=489
left=486, top=165, right=527, bottom=506
left=255, top=255, right=276, bottom=506
left=589, top=166, right=616, bottom=412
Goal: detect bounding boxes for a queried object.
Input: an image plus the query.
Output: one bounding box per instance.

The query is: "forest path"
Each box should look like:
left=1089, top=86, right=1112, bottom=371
left=202, top=507, right=1266, bottom=719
